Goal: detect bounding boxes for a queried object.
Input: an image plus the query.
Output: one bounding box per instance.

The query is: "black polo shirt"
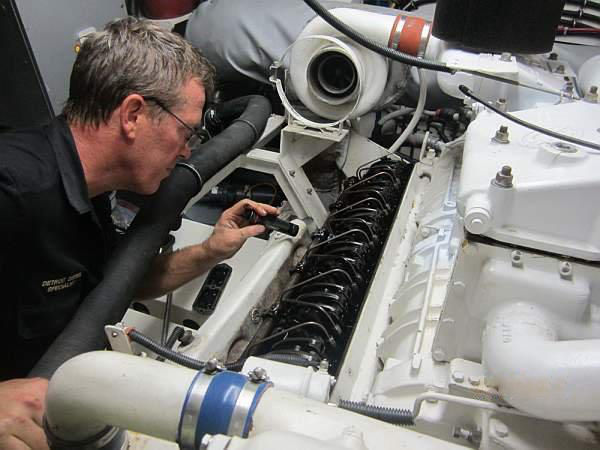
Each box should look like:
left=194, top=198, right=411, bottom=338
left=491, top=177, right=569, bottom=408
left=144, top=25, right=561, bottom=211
left=0, top=117, right=117, bottom=380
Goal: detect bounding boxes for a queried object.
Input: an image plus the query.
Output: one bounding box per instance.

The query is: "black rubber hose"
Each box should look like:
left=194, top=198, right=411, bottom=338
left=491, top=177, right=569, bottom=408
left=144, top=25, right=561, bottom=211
left=156, top=326, right=185, bottom=362
left=338, top=400, right=414, bottom=426
left=29, top=95, right=271, bottom=379
left=129, top=329, right=206, bottom=370
left=128, top=329, right=316, bottom=373
left=301, top=0, right=453, bottom=73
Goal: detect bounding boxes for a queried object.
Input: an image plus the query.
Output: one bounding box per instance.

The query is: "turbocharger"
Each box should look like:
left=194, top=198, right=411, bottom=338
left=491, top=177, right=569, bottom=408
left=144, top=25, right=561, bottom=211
left=287, top=8, right=432, bottom=121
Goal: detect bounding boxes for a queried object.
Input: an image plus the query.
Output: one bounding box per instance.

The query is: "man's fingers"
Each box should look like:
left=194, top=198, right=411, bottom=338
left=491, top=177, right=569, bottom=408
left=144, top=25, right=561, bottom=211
left=240, top=224, right=266, bottom=238
left=0, top=416, right=49, bottom=450
left=19, top=379, right=47, bottom=427
left=11, top=418, right=49, bottom=450
left=233, top=199, right=279, bottom=217
left=0, top=434, right=34, bottom=450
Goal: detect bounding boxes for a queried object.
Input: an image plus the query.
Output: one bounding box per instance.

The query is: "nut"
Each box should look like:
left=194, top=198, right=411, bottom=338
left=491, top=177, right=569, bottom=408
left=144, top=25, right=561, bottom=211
left=493, top=165, right=513, bottom=188
left=492, top=125, right=509, bottom=144
left=248, top=367, right=269, bottom=383
left=452, top=371, right=465, bottom=383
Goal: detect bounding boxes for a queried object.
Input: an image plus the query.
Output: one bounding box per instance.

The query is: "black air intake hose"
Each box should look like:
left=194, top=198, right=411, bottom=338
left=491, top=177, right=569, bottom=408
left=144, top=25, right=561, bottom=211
left=29, top=96, right=271, bottom=379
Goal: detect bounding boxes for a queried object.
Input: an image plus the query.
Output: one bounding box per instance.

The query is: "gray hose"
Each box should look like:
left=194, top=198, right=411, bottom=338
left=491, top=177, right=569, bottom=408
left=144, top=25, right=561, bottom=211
left=338, top=400, right=414, bottom=426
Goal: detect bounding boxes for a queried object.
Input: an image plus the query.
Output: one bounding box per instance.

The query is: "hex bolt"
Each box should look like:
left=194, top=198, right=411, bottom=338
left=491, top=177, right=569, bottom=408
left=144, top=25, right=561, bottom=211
left=585, top=85, right=599, bottom=103
left=204, top=358, right=220, bottom=374
left=452, top=371, right=465, bottom=383
left=548, top=52, right=558, bottom=60
left=432, top=348, right=446, bottom=362
left=468, top=375, right=481, bottom=386
left=500, top=52, right=512, bottom=62
left=111, top=332, right=118, bottom=338
left=495, top=98, right=507, bottom=112
left=494, top=421, right=509, bottom=438
left=511, top=250, right=523, bottom=267
left=248, top=367, right=269, bottom=383
left=306, top=188, right=313, bottom=195
left=492, top=125, right=510, bottom=144
left=493, top=165, right=514, bottom=188
left=559, top=261, right=573, bottom=278
left=288, top=170, right=296, bottom=177
left=200, top=434, right=213, bottom=450
left=555, top=64, right=565, bottom=74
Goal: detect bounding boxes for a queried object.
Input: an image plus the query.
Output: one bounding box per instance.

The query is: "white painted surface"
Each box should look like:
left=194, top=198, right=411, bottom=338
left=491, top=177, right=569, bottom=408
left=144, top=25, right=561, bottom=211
left=46, top=351, right=197, bottom=441
left=458, top=101, right=600, bottom=260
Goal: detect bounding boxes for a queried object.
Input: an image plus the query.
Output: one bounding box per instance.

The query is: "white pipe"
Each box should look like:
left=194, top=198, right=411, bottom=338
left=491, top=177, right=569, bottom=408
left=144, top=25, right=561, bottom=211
left=290, top=8, right=392, bottom=120
left=482, top=302, right=600, bottom=421
left=388, top=69, right=427, bottom=153
left=46, top=351, right=197, bottom=442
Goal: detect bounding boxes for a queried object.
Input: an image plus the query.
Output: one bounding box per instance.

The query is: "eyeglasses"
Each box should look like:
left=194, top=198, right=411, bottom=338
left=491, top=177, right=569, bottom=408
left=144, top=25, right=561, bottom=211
left=144, top=96, right=205, bottom=148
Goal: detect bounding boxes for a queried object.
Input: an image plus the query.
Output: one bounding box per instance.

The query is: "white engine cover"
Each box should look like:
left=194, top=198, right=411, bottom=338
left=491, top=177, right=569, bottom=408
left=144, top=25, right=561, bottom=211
left=457, top=101, right=600, bottom=260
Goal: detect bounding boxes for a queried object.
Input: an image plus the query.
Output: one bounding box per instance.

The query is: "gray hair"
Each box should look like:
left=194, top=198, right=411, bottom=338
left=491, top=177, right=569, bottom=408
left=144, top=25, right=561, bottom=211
left=63, top=17, right=215, bottom=127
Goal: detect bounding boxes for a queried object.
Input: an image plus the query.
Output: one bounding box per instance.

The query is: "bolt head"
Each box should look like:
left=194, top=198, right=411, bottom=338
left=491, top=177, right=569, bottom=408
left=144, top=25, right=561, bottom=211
left=452, top=371, right=465, bottom=383
left=432, top=348, right=446, bottom=361
left=249, top=366, right=268, bottom=382
left=468, top=375, right=481, bottom=386
left=493, top=165, right=514, bottom=188
left=494, top=421, right=509, bottom=438
left=492, top=126, right=510, bottom=144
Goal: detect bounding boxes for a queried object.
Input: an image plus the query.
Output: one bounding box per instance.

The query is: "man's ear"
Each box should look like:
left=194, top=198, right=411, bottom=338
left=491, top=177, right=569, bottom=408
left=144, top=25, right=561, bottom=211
left=119, top=94, right=146, bottom=140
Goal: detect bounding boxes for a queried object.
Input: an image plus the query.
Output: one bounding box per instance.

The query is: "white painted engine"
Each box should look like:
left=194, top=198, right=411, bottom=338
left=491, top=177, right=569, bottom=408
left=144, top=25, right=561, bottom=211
left=45, top=3, right=600, bottom=449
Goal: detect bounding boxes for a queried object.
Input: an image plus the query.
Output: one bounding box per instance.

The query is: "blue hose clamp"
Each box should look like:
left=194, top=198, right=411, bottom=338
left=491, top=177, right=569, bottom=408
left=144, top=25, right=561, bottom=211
left=178, top=371, right=271, bottom=449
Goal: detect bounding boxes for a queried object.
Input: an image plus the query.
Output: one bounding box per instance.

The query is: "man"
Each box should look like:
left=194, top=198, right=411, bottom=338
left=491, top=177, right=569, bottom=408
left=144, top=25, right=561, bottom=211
left=0, top=17, right=276, bottom=449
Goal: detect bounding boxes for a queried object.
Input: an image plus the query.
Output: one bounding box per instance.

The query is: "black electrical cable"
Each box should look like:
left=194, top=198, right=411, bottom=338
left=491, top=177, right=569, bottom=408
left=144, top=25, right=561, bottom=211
left=156, top=326, right=185, bottom=362
left=458, top=85, right=600, bottom=151
left=301, top=0, right=454, bottom=73
left=129, top=328, right=318, bottom=373
left=129, top=329, right=206, bottom=370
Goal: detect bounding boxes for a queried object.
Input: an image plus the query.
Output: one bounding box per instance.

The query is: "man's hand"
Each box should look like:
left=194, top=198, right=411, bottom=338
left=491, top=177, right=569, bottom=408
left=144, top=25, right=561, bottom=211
left=0, top=378, right=49, bottom=450
left=204, top=199, right=279, bottom=260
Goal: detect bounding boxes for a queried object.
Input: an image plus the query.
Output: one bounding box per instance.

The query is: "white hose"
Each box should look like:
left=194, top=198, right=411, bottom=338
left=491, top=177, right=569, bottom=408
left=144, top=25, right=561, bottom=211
left=388, top=69, right=428, bottom=154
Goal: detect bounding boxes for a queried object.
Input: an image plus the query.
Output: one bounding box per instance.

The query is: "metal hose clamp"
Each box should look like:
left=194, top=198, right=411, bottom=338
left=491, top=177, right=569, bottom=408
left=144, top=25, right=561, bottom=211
left=177, top=371, right=272, bottom=450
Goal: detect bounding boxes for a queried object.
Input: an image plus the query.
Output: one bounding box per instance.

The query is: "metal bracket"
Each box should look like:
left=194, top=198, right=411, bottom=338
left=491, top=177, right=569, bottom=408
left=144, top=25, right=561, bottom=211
left=104, top=324, right=134, bottom=355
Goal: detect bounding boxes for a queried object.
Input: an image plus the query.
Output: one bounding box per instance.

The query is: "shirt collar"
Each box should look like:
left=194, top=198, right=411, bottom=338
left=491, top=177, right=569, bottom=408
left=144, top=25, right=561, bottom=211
left=46, top=116, right=92, bottom=215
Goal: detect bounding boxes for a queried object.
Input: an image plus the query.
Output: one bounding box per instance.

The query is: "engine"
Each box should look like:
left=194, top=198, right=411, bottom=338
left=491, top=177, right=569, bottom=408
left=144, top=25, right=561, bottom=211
left=43, top=1, right=600, bottom=449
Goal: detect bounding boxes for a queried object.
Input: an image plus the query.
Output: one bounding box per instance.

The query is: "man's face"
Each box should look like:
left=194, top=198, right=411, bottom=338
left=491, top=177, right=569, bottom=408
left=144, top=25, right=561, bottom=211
left=133, top=79, right=205, bottom=194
